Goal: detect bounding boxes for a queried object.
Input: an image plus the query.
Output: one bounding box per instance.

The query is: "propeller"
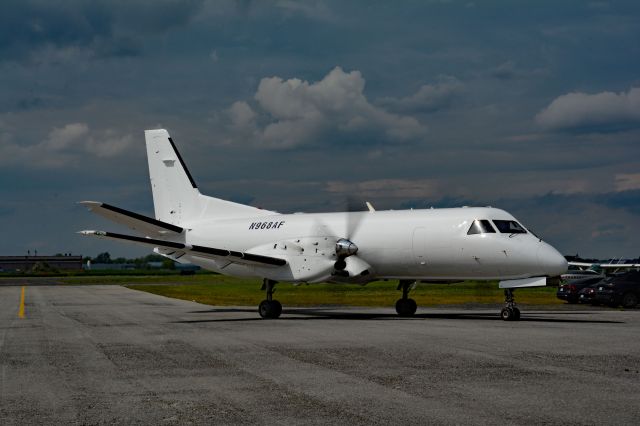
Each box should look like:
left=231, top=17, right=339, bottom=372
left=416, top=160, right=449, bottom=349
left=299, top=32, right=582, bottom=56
left=330, top=196, right=372, bottom=278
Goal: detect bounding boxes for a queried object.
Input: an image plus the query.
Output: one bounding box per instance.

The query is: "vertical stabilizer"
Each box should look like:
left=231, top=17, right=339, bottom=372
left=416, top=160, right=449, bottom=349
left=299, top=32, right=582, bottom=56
left=144, top=129, right=273, bottom=225
left=145, top=129, right=201, bottom=224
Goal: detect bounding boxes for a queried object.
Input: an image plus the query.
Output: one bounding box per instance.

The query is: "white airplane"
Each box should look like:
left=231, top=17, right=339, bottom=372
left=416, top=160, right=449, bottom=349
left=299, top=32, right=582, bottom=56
left=566, top=260, right=640, bottom=276
left=79, top=129, right=567, bottom=321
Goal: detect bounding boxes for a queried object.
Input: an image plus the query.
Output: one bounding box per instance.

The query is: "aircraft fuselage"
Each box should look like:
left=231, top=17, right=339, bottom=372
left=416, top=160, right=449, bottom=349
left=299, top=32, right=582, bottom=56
left=180, top=206, right=567, bottom=284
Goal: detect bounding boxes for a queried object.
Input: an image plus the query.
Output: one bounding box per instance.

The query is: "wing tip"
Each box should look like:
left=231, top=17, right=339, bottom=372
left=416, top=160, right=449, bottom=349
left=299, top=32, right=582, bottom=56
left=78, top=201, right=102, bottom=209
left=77, top=230, right=105, bottom=236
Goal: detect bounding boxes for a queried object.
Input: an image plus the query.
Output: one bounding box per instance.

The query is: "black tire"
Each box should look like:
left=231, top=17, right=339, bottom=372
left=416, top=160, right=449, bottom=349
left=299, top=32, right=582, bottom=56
left=500, top=307, right=514, bottom=321
left=258, top=300, right=282, bottom=319
left=512, top=307, right=521, bottom=320
left=271, top=300, right=283, bottom=317
left=567, top=297, right=579, bottom=304
left=621, top=292, right=638, bottom=309
left=408, top=298, right=417, bottom=314
left=258, top=300, right=271, bottom=318
left=395, top=298, right=417, bottom=317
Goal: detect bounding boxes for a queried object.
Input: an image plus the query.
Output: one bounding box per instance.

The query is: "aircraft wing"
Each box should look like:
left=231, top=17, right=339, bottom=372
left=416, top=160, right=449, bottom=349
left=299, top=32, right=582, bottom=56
left=567, top=261, right=595, bottom=268
left=568, top=261, right=640, bottom=270
left=78, top=230, right=286, bottom=267
left=79, top=201, right=183, bottom=236
left=599, top=263, right=640, bottom=269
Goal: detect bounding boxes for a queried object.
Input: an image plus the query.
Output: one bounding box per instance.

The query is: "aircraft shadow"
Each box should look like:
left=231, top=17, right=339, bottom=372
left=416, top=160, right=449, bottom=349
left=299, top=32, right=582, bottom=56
left=176, top=307, right=624, bottom=324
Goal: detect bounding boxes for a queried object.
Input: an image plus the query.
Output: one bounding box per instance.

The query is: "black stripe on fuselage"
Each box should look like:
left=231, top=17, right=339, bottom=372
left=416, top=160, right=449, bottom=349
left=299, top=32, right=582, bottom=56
left=101, top=232, right=286, bottom=267
left=168, top=137, right=198, bottom=189
left=100, top=203, right=183, bottom=233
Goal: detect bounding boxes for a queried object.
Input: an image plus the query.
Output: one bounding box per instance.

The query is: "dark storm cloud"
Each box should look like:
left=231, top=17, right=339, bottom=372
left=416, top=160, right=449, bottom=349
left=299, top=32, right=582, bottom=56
left=0, top=0, right=204, bottom=61
left=598, top=190, right=640, bottom=216
left=2, top=0, right=640, bottom=258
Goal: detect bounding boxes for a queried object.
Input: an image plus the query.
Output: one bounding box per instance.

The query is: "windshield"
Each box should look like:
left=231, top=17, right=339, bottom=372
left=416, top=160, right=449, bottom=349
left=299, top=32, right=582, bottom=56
left=492, top=220, right=527, bottom=234
left=467, top=219, right=496, bottom=235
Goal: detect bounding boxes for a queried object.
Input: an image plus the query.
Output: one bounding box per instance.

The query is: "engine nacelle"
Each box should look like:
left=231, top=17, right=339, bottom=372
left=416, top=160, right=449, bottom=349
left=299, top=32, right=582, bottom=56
left=343, top=255, right=371, bottom=278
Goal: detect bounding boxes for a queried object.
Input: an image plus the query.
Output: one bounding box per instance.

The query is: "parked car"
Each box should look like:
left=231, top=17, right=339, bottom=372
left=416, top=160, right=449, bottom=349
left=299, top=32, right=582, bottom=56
left=578, top=281, right=604, bottom=305
left=557, top=277, right=604, bottom=304
left=594, top=271, right=640, bottom=308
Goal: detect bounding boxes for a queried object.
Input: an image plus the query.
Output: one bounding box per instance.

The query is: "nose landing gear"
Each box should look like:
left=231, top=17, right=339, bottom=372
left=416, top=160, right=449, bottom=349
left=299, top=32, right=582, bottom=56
left=258, top=279, right=282, bottom=319
left=395, top=280, right=418, bottom=317
left=500, top=288, right=520, bottom=321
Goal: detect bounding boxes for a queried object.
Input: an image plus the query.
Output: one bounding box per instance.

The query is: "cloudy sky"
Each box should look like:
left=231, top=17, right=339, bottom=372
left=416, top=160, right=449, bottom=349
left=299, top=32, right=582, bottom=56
left=2, top=0, right=640, bottom=259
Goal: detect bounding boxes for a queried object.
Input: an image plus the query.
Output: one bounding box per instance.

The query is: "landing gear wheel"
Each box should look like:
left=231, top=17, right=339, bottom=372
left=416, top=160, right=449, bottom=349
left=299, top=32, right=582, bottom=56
left=501, top=289, right=521, bottom=321
left=271, top=300, right=283, bottom=317
left=395, top=298, right=417, bottom=317
left=512, top=307, right=521, bottom=320
left=259, top=300, right=282, bottom=319
left=395, top=280, right=418, bottom=317
left=258, top=279, right=282, bottom=319
left=500, top=307, right=514, bottom=321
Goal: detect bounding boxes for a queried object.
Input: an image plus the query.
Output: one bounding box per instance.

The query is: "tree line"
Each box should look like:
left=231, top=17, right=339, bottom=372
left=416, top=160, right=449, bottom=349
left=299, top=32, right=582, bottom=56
left=83, top=252, right=175, bottom=269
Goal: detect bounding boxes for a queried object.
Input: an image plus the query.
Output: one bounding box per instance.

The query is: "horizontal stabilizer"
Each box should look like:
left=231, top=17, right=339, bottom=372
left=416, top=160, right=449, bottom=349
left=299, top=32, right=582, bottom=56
left=499, top=276, right=547, bottom=289
left=78, top=230, right=286, bottom=267
left=79, top=201, right=183, bottom=236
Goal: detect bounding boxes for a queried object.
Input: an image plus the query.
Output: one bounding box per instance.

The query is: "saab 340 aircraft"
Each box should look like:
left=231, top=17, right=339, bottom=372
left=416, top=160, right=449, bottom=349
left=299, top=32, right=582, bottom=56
left=80, top=129, right=567, bottom=321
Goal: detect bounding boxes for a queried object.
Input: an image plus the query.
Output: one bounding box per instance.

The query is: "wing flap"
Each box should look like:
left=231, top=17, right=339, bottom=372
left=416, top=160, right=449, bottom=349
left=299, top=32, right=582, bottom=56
left=79, top=201, right=183, bottom=236
left=79, top=230, right=286, bottom=267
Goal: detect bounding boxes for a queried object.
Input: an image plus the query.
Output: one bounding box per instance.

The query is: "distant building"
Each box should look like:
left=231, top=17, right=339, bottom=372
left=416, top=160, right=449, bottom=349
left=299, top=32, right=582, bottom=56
left=0, top=255, right=83, bottom=272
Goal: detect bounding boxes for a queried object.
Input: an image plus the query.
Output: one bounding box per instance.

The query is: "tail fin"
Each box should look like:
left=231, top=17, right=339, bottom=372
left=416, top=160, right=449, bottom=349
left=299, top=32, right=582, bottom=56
left=144, top=129, right=273, bottom=224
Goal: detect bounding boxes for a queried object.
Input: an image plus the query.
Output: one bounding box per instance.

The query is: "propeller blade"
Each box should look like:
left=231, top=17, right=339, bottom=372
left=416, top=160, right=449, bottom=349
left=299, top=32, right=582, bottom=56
left=345, top=195, right=369, bottom=240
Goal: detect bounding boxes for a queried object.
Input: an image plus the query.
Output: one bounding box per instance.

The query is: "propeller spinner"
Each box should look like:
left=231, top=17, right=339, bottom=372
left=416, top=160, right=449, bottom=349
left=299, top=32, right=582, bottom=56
left=334, top=238, right=358, bottom=271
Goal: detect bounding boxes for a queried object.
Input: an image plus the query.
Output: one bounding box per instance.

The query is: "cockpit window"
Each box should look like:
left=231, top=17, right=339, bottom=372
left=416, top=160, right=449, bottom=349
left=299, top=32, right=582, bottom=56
left=492, top=220, right=527, bottom=234
left=467, top=219, right=497, bottom=235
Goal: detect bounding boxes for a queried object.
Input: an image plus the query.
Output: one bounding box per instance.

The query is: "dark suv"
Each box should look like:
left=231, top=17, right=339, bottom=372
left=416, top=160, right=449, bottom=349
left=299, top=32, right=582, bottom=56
left=557, top=277, right=604, bottom=304
left=594, top=271, right=640, bottom=308
left=578, top=281, right=604, bottom=305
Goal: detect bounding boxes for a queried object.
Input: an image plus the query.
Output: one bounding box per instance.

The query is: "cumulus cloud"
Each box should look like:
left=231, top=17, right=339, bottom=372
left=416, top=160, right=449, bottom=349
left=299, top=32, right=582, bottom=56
left=379, top=76, right=463, bottom=113
left=228, top=101, right=256, bottom=129
left=0, top=122, right=132, bottom=168
left=536, top=87, right=640, bottom=131
left=225, top=66, right=425, bottom=148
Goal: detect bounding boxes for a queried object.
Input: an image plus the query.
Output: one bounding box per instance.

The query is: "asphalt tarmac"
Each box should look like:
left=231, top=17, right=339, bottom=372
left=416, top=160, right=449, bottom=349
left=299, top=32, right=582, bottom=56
left=1, top=284, right=639, bottom=425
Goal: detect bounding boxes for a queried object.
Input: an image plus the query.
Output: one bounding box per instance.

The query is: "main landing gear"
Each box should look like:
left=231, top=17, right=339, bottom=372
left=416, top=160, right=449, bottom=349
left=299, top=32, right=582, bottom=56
left=395, top=280, right=418, bottom=317
left=500, top=288, right=520, bottom=321
left=258, top=279, right=282, bottom=319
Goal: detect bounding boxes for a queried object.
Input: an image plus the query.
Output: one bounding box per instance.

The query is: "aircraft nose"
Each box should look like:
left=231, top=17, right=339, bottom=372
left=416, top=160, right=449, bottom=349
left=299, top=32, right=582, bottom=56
left=537, top=243, right=568, bottom=276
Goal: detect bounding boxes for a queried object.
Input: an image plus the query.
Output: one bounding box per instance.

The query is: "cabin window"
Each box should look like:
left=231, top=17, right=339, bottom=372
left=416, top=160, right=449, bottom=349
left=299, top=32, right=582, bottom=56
left=492, top=220, right=527, bottom=234
left=467, top=219, right=496, bottom=235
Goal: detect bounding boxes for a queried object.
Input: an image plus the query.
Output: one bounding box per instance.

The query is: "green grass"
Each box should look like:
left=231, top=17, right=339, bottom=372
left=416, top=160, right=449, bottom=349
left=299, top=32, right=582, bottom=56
left=102, top=275, right=565, bottom=307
